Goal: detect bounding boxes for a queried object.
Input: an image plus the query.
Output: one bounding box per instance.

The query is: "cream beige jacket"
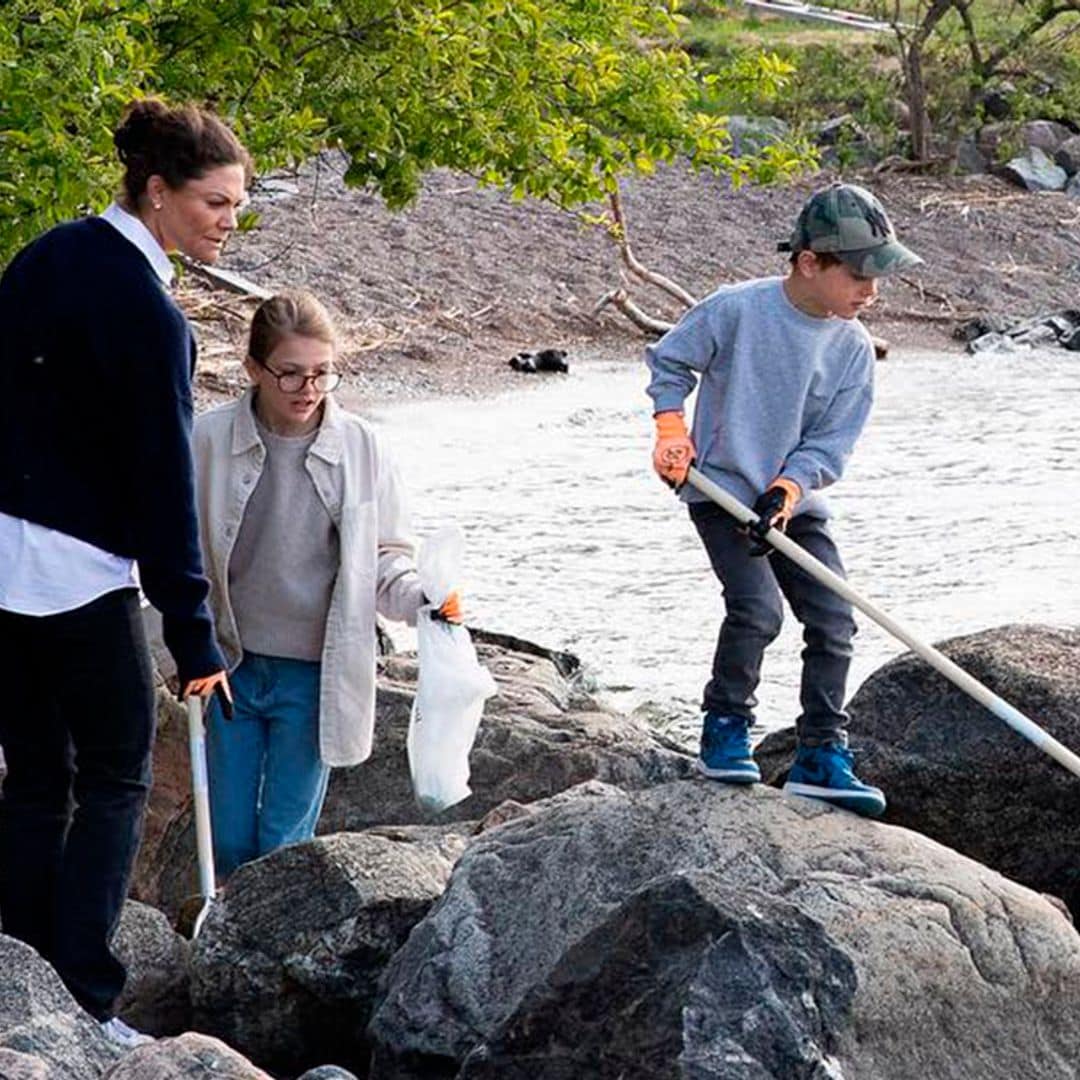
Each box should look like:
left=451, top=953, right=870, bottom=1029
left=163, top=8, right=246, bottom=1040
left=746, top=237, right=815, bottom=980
left=192, top=389, right=423, bottom=766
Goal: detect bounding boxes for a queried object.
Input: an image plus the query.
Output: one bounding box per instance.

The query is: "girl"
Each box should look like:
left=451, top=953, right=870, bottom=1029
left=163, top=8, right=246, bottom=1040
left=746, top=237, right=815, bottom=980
left=0, top=98, right=248, bottom=1046
left=192, top=290, right=460, bottom=877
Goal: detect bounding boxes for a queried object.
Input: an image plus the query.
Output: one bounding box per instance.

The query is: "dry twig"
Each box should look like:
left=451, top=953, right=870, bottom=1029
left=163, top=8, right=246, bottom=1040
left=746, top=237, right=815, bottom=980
left=592, top=287, right=673, bottom=336
left=607, top=185, right=697, bottom=309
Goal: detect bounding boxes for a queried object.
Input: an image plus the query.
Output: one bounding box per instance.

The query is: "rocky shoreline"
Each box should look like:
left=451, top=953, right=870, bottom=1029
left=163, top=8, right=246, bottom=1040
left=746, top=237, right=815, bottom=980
left=2, top=623, right=1079, bottom=1078
left=184, top=158, right=1080, bottom=411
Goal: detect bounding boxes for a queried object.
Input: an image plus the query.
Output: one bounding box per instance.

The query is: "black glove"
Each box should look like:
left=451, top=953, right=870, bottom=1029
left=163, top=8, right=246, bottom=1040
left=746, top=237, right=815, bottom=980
left=747, top=486, right=791, bottom=557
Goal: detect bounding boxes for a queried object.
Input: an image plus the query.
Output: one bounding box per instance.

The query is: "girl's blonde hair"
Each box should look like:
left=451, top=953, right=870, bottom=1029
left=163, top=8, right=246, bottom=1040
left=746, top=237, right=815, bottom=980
left=248, top=290, right=337, bottom=363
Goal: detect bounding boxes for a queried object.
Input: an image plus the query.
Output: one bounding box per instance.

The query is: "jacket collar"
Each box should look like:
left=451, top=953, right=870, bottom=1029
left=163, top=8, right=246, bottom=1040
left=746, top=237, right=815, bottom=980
left=99, top=203, right=175, bottom=286
left=232, top=387, right=344, bottom=465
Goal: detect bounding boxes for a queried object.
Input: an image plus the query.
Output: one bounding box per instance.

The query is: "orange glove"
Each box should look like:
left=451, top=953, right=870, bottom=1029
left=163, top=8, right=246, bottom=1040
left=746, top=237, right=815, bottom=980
left=182, top=670, right=233, bottom=719
left=652, top=411, right=695, bottom=488
left=433, top=590, right=463, bottom=624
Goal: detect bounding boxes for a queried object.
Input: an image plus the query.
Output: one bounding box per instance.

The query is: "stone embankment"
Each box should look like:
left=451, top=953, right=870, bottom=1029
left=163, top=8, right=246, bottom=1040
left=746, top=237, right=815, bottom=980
left=2, top=623, right=1079, bottom=1078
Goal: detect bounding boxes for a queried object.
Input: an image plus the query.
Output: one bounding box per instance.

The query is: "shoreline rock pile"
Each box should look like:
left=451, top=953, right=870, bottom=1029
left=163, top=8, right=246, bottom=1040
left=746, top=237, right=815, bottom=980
left=2, top=623, right=1079, bottom=1078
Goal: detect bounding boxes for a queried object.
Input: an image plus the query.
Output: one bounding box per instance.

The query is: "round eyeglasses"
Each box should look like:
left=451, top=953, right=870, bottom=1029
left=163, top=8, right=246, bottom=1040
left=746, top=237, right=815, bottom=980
left=258, top=361, right=342, bottom=394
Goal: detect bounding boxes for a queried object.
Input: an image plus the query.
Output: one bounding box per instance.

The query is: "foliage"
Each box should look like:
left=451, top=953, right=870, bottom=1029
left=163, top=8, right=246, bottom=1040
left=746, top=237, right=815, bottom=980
left=0, top=0, right=810, bottom=264
left=0, top=4, right=155, bottom=257
left=682, top=7, right=902, bottom=158
left=683, top=0, right=1080, bottom=162
left=866, top=0, right=1080, bottom=156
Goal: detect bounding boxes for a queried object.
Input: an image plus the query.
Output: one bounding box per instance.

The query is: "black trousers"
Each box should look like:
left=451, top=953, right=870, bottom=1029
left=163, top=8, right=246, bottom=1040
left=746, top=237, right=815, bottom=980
left=689, top=502, right=857, bottom=746
left=0, top=588, right=154, bottom=1020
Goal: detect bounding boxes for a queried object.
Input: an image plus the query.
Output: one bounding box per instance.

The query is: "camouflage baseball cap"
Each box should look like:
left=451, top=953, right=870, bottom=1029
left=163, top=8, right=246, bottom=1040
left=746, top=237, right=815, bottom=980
left=778, top=182, right=923, bottom=277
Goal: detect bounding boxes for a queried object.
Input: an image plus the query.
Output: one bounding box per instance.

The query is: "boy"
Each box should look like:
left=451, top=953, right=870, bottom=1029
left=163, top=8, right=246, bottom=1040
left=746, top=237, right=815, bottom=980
left=646, top=182, right=921, bottom=817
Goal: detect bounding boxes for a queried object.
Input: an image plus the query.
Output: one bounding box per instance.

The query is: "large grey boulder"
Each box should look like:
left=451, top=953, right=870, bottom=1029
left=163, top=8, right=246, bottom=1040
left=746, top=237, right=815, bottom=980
left=320, top=637, right=694, bottom=833
left=0, top=935, right=120, bottom=1079
left=1055, top=133, right=1080, bottom=175
left=369, top=780, right=1080, bottom=1079
left=456, top=872, right=856, bottom=1079
left=978, top=119, right=1073, bottom=163
left=1019, top=119, right=1074, bottom=155
left=724, top=115, right=791, bottom=158
left=114, top=900, right=191, bottom=1035
left=996, top=146, right=1068, bottom=191
left=761, top=624, right=1080, bottom=921
left=100, top=1032, right=271, bottom=1078
left=190, top=832, right=456, bottom=1076
left=135, top=634, right=692, bottom=919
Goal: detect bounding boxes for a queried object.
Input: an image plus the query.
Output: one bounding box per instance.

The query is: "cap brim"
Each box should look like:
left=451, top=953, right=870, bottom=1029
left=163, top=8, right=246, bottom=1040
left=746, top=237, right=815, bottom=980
left=840, top=240, right=923, bottom=278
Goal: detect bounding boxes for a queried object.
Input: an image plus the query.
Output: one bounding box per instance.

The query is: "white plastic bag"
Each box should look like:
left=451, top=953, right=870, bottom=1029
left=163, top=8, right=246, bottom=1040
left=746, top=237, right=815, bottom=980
left=407, top=525, right=496, bottom=812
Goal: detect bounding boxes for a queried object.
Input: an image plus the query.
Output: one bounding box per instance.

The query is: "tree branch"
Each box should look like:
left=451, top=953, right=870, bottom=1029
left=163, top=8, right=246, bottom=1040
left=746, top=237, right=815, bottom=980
left=607, top=184, right=696, bottom=309
left=982, top=0, right=1080, bottom=78
left=591, top=286, right=673, bottom=336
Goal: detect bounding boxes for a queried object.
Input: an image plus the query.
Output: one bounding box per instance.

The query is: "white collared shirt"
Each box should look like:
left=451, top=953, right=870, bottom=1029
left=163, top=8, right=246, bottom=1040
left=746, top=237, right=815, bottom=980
left=0, top=204, right=169, bottom=616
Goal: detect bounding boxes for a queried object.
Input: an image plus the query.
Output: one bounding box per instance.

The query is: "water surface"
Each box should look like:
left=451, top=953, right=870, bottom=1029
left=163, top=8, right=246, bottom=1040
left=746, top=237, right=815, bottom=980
left=360, top=347, right=1080, bottom=747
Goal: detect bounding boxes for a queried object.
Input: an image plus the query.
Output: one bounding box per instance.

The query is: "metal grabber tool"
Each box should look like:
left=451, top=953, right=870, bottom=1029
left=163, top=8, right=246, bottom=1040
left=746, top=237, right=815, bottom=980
left=185, top=695, right=218, bottom=936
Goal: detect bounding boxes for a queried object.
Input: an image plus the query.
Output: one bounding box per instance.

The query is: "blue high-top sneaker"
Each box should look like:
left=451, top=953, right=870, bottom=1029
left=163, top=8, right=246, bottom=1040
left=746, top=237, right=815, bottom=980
left=783, top=743, right=886, bottom=818
left=697, top=712, right=760, bottom=784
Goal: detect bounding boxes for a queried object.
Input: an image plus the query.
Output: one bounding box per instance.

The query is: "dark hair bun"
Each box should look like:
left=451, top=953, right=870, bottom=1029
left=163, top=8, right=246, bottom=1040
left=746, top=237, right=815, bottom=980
left=113, top=98, right=173, bottom=165
left=112, top=97, right=251, bottom=204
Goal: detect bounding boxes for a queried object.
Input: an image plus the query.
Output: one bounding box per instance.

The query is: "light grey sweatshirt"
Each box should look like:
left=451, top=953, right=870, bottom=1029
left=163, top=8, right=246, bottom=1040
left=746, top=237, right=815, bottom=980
left=646, top=277, right=875, bottom=518
left=228, top=420, right=340, bottom=662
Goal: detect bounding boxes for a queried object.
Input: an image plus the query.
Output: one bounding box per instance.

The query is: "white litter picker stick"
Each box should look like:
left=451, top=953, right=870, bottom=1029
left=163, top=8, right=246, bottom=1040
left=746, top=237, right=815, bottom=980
left=685, top=466, right=1080, bottom=779
left=185, top=696, right=218, bottom=936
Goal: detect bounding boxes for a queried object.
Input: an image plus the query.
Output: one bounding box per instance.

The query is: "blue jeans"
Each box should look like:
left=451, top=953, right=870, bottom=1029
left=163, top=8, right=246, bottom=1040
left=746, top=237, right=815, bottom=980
left=207, top=652, right=329, bottom=877
left=689, top=503, right=857, bottom=746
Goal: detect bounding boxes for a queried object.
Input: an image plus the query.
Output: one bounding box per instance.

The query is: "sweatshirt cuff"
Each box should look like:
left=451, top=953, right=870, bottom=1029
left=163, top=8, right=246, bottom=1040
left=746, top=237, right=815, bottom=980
left=779, top=468, right=813, bottom=500
left=650, top=394, right=687, bottom=416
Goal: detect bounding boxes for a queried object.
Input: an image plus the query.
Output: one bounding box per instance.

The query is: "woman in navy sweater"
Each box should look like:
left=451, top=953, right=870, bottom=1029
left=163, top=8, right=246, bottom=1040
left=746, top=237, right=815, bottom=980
left=0, top=99, right=249, bottom=1048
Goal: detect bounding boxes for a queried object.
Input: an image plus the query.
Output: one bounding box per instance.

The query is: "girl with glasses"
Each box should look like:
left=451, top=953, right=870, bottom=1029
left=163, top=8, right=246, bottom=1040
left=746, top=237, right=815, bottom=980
left=191, top=290, right=461, bottom=878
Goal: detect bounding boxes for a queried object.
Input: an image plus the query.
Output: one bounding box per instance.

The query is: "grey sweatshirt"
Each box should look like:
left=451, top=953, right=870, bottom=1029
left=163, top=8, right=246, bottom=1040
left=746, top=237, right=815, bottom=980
left=228, top=421, right=340, bottom=662
left=646, top=276, right=875, bottom=518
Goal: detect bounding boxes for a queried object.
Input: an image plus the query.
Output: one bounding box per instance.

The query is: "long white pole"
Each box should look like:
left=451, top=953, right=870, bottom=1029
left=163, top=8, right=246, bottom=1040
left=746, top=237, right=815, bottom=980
left=686, top=466, right=1080, bottom=779
left=186, top=696, right=218, bottom=936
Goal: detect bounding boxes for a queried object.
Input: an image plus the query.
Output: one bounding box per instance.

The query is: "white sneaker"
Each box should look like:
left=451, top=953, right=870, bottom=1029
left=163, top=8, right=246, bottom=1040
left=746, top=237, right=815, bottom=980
left=100, top=1016, right=153, bottom=1050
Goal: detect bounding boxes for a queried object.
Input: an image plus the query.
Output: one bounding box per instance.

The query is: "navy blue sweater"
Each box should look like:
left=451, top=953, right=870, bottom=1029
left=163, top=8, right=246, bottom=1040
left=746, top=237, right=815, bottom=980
left=0, top=217, right=224, bottom=684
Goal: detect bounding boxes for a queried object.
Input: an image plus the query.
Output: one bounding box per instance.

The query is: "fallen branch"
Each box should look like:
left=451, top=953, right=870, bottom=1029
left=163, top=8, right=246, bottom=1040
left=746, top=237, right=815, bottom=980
left=348, top=323, right=409, bottom=352
left=178, top=256, right=273, bottom=299
left=897, top=275, right=958, bottom=312
left=608, top=185, right=697, bottom=310
left=592, top=287, right=673, bottom=336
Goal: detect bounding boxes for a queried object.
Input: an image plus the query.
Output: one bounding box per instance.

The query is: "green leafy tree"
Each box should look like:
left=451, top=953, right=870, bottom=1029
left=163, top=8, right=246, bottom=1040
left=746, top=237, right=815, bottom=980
left=0, top=3, right=156, bottom=256
left=2, top=0, right=805, bottom=264
left=869, top=0, right=1080, bottom=159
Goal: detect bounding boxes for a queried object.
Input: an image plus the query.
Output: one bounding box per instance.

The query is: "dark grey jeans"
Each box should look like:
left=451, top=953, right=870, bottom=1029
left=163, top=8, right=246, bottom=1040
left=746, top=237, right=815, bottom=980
left=689, top=502, right=857, bottom=746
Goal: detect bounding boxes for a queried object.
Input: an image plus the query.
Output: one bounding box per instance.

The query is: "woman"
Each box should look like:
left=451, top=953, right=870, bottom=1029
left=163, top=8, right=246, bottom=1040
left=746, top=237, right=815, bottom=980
left=0, top=99, right=248, bottom=1047
left=192, top=290, right=460, bottom=878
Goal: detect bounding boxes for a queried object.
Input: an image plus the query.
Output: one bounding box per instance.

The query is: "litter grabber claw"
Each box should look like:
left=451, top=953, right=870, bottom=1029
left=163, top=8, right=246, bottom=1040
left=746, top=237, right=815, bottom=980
left=685, top=465, right=1080, bottom=780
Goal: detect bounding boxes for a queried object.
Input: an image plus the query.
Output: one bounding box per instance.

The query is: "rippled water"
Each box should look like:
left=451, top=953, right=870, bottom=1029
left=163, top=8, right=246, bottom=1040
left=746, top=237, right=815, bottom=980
left=360, top=346, right=1080, bottom=748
